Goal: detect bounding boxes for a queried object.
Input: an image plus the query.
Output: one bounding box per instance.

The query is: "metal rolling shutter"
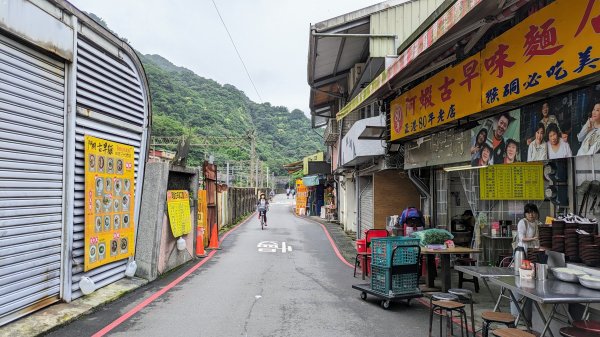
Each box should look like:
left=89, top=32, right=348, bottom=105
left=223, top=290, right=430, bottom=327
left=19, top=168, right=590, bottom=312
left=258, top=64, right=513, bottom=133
left=359, top=176, right=373, bottom=238
left=0, top=34, right=64, bottom=324
left=71, top=37, right=147, bottom=299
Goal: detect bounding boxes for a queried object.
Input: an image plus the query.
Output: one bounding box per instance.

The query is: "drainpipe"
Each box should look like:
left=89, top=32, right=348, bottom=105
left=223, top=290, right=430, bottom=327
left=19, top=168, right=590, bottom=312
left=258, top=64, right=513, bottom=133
left=408, top=169, right=430, bottom=199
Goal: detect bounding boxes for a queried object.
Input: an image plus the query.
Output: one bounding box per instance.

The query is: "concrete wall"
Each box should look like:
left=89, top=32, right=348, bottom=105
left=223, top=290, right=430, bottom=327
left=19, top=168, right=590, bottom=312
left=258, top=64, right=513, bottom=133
left=135, top=162, right=198, bottom=281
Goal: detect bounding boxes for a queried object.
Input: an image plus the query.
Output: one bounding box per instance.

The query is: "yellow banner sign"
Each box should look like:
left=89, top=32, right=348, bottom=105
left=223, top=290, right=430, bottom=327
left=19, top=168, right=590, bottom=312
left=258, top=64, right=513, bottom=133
left=167, top=190, right=192, bottom=238
left=198, top=190, right=208, bottom=246
left=84, top=135, right=135, bottom=272
left=480, top=163, right=544, bottom=200
left=390, top=53, right=482, bottom=141
left=481, top=0, right=600, bottom=109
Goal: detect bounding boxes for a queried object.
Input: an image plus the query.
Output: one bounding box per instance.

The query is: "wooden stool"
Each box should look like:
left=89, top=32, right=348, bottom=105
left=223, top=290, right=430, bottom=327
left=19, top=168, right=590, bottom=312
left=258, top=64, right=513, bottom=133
left=429, top=300, right=469, bottom=337
left=560, top=327, right=600, bottom=337
left=449, top=288, right=475, bottom=337
left=455, top=258, right=480, bottom=292
left=573, top=320, right=600, bottom=333
left=482, top=311, right=516, bottom=337
left=492, top=328, right=535, bottom=337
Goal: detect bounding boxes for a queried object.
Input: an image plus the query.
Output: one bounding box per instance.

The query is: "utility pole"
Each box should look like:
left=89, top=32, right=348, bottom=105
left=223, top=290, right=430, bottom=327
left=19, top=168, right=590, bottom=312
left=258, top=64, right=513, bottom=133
left=226, top=162, right=230, bottom=186
left=266, top=166, right=269, bottom=189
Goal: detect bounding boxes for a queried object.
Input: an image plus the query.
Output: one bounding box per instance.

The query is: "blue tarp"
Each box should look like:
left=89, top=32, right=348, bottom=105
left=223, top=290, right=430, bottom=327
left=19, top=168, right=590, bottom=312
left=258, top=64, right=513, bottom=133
left=302, top=175, right=320, bottom=187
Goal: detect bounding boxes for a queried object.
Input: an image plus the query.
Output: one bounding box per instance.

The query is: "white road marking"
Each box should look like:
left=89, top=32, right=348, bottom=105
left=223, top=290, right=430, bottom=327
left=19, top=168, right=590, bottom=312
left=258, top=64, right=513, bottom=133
left=255, top=295, right=262, bottom=299
left=281, top=242, right=286, bottom=253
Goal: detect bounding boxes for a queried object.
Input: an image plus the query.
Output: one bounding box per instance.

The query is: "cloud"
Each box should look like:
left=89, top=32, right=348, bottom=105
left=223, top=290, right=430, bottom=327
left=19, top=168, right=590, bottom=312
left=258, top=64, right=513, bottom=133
left=69, top=0, right=381, bottom=114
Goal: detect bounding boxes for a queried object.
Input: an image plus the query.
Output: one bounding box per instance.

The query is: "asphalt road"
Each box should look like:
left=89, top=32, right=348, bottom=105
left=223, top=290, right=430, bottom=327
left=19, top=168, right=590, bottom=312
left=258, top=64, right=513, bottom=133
left=45, top=195, right=430, bottom=337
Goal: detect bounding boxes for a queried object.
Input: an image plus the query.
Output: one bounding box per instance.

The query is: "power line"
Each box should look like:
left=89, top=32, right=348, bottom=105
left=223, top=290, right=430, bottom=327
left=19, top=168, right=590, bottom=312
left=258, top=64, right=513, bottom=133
left=211, top=0, right=262, bottom=103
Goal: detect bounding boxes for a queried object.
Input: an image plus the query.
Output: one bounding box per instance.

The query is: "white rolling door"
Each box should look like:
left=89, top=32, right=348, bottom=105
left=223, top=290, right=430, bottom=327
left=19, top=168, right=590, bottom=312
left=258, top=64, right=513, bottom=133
left=0, top=34, right=64, bottom=325
left=359, top=176, right=373, bottom=238
left=71, top=37, right=148, bottom=300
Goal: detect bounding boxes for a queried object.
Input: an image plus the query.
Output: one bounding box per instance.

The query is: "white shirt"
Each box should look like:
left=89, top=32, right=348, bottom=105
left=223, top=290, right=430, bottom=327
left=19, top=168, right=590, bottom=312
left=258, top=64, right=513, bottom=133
left=516, top=218, right=539, bottom=250
left=577, top=126, right=600, bottom=156
left=547, top=139, right=572, bottom=159
left=527, top=140, right=547, bottom=162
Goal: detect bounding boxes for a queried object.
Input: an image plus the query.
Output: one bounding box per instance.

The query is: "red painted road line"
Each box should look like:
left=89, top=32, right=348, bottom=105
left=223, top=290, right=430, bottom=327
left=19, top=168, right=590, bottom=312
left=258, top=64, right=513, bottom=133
left=92, top=212, right=256, bottom=337
left=291, top=208, right=354, bottom=269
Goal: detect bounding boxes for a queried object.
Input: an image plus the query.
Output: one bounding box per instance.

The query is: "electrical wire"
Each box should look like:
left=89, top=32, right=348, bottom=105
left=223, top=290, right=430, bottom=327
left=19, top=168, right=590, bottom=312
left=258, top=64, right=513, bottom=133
left=211, top=0, right=262, bottom=103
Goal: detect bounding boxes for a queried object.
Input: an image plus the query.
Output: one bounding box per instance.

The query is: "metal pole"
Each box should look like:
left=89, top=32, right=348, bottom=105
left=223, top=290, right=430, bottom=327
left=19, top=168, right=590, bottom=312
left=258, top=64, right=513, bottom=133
left=266, top=166, right=269, bottom=189
left=255, top=160, right=259, bottom=189
left=226, top=162, right=230, bottom=186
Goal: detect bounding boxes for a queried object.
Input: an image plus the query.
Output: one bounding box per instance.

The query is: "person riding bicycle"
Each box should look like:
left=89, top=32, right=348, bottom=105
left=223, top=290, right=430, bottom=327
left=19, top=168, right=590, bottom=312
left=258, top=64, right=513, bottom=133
left=269, top=190, right=275, bottom=201
left=257, top=193, right=269, bottom=226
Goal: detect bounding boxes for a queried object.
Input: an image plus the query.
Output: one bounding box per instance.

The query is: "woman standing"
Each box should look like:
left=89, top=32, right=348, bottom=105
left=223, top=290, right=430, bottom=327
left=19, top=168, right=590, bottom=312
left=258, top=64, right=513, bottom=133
left=513, top=203, right=541, bottom=250
left=528, top=123, right=548, bottom=161
left=577, top=103, right=600, bottom=156
left=547, top=123, right=572, bottom=159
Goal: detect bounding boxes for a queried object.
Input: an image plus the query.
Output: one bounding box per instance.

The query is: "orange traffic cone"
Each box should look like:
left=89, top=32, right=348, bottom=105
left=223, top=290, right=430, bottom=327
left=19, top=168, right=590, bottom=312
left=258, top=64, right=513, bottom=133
left=196, top=225, right=206, bottom=257
left=208, top=223, right=220, bottom=250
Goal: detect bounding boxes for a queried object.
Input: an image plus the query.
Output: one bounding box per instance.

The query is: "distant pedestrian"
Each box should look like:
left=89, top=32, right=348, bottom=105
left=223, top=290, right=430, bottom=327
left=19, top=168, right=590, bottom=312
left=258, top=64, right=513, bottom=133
left=291, top=188, right=296, bottom=197
left=286, top=188, right=290, bottom=199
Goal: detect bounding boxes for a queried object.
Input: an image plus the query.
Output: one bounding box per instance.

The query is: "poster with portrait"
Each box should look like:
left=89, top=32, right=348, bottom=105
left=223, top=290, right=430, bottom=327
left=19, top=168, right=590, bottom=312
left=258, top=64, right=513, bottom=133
left=84, top=135, right=135, bottom=272
left=520, top=84, right=600, bottom=162
left=470, top=109, right=521, bottom=167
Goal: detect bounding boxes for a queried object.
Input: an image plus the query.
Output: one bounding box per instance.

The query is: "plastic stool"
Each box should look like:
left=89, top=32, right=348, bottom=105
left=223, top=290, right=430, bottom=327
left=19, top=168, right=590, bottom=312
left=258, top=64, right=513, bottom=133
left=482, top=312, right=516, bottom=337
left=449, top=288, right=475, bottom=337
left=560, top=327, right=600, bottom=337
left=573, top=320, right=600, bottom=333
left=455, top=258, right=480, bottom=292
left=492, top=328, right=535, bottom=337
left=429, top=300, right=469, bottom=337
left=431, top=292, right=459, bottom=301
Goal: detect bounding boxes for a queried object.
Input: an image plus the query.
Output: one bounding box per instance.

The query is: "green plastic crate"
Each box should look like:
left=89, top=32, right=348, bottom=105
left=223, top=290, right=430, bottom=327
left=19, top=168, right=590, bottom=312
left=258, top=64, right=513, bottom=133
left=370, top=264, right=420, bottom=295
left=371, top=237, right=420, bottom=267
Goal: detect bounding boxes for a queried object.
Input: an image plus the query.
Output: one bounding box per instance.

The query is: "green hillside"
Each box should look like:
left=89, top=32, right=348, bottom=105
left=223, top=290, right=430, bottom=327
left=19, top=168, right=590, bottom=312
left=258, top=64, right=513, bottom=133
left=139, top=54, right=324, bottom=174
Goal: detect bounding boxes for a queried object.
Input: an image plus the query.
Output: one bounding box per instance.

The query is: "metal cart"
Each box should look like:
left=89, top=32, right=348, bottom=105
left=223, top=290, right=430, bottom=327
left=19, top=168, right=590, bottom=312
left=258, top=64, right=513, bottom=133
left=352, top=243, right=422, bottom=309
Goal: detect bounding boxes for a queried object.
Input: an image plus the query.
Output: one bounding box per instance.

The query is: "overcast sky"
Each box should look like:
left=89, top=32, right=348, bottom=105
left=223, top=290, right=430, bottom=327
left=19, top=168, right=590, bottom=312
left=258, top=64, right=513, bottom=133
left=68, top=0, right=382, bottom=115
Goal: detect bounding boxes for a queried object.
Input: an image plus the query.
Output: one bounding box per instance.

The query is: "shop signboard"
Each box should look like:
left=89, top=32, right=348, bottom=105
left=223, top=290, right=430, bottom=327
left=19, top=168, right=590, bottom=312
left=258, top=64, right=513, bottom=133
left=481, top=0, right=600, bottom=110
left=390, top=53, right=482, bottom=141
left=167, top=190, right=192, bottom=238
left=480, top=163, right=544, bottom=200
left=84, top=135, right=135, bottom=272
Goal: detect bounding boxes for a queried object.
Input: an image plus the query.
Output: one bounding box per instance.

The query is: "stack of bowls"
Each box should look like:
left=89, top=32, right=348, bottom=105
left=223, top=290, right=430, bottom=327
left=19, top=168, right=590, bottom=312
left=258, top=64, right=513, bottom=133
left=565, top=228, right=580, bottom=262
left=539, top=226, right=552, bottom=249
left=581, top=244, right=600, bottom=267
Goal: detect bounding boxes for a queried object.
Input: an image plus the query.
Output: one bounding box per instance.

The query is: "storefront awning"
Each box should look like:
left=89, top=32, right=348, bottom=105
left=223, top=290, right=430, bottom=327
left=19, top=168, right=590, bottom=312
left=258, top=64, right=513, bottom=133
left=302, top=175, right=321, bottom=187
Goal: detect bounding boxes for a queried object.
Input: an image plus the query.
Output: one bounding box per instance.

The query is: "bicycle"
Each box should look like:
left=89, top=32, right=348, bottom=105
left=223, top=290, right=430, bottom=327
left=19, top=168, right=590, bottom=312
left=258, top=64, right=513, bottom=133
left=259, top=209, right=266, bottom=230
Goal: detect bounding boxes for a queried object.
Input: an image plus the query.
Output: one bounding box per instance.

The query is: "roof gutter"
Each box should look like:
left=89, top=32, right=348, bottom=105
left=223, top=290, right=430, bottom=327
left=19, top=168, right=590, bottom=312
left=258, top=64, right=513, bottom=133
left=312, top=32, right=396, bottom=39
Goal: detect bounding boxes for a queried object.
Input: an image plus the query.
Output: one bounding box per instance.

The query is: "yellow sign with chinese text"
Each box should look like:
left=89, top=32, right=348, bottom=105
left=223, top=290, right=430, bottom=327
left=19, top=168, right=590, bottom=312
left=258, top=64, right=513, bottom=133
left=481, top=0, right=600, bottom=109
left=390, top=53, right=482, bottom=141
left=167, top=190, right=192, bottom=238
left=84, top=135, right=135, bottom=272
left=480, top=163, right=544, bottom=200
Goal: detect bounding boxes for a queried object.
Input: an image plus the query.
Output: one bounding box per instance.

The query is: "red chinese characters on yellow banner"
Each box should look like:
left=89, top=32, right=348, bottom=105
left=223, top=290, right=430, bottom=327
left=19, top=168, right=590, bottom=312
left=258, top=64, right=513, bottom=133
left=390, top=53, right=482, bottom=141
left=481, top=0, right=600, bottom=109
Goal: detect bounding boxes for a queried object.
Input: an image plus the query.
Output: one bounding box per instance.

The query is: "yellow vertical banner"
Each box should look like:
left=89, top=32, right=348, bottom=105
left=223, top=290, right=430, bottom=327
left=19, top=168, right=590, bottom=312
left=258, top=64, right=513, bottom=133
left=166, top=190, right=192, bottom=237
left=84, top=135, right=135, bottom=272
left=197, top=190, right=208, bottom=246
left=481, top=0, right=600, bottom=109
left=295, top=179, right=308, bottom=215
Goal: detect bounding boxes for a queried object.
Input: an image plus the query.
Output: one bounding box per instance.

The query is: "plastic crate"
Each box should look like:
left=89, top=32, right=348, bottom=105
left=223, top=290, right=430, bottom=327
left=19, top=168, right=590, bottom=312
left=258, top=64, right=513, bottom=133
left=356, top=239, right=367, bottom=253
left=371, top=237, right=420, bottom=267
left=370, top=264, right=420, bottom=295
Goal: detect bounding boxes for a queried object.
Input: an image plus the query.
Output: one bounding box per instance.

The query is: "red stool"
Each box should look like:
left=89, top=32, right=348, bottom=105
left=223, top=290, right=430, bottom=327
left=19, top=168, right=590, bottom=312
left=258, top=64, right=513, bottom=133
left=559, top=327, right=599, bottom=337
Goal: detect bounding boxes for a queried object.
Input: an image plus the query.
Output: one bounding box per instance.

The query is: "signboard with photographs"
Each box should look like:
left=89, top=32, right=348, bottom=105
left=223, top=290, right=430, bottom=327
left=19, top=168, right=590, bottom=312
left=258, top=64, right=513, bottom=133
left=470, top=110, right=521, bottom=166
left=84, top=135, right=135, bottom=272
